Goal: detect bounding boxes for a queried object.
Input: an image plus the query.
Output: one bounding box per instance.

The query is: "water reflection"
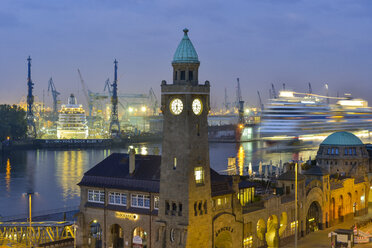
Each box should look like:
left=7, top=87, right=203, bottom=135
left=237, top=145, right=244, bottom=176
left=58, top=150, right=88, bottom=200
left=232, top=141, right=319, bottom=176
left=5, top=158, right=11, bottom=192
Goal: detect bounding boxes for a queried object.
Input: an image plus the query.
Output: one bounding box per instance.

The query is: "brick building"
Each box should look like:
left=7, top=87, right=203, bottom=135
left=76, top=29, right=370, bottom=248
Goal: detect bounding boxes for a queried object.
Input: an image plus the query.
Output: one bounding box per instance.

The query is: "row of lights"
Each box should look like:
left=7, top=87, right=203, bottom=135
left=128, top=106, right=147, bottom=113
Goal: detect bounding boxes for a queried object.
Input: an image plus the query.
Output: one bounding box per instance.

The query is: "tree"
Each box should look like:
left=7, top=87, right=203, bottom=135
left=0, top=104, right=27, bottom=141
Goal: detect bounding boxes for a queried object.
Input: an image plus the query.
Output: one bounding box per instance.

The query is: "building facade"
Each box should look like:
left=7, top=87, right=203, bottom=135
left=76, top=29, right=370, bottom=248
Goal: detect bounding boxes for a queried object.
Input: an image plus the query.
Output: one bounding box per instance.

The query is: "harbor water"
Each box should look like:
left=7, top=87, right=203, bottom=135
left=1, top=136, right=370, bottom=217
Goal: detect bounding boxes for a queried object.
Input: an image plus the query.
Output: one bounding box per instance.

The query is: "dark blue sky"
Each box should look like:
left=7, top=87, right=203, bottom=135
left=1, top=0, right=372, bottom=109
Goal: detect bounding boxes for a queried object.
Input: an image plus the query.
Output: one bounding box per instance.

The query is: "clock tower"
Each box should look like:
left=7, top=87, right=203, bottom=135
left=157, top=28, right=212, bottom=247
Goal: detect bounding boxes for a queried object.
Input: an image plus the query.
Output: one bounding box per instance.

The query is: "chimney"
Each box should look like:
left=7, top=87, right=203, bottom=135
left=129, top=148, right=136, bottom=174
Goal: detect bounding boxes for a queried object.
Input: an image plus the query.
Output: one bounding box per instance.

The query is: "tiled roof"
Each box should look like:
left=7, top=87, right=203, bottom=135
left=78, top=153, right=234, bottom=195
left=302, top=165, right=329, bottom=176
left=277, top=170, right=306, bottom=181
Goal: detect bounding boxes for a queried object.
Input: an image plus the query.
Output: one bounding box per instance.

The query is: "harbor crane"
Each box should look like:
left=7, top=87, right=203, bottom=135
left=149, top=87, right=158, bottom=114
left=109, top=59, right=120, bottom=137
left=104, top=78, right=112, bottom=96
left=26, top=56, right=37, bottom=138
left=47, top=77, right=60, bottom=120
left=308, top=83, right=312, bottom=94
left=257, top=91, right=264, bottom=111
left=236, top=78, right=245, bottom=124
left=271, top=83, right=277, bottom=99
left=224, top=88, right=229, bottom=112
left=77, top=69, right=93, bottom=119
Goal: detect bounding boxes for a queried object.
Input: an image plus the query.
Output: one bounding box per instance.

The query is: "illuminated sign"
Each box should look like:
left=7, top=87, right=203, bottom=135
left=115, top=212, right=138, bottom=221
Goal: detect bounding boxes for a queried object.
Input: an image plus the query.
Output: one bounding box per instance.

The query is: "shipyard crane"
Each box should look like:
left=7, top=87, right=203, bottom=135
left=104, top=78, right=112, bottom=96
left=308, top=83, right=312, bottom=94
left=47, top=77, right=60, bottom=120
left=236, top=78, right=245, bottom=124
left=149, top=87, right=158, bottom=114
left=224, top=88, right=229, bottom=112
left=283, top=83, right=286, bottom=90
left=26, top=56, right=37, bottom=138
left=109, top=59, right=120, bottom=137
left=77, top=69, right=93, bottom=119
left=271, top=84, right=277, bottom=99
left=257, top=91, right=264, bottom=111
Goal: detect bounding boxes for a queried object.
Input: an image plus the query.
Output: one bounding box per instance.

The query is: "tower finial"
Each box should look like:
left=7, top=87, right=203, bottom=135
left=183, top=28, right=189, bottom=35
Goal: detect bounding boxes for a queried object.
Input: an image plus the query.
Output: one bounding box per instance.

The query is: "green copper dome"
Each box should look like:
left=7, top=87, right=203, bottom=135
left=321, top=131, right=363, bottom=146
left=172, top=28, right=199, bottom=63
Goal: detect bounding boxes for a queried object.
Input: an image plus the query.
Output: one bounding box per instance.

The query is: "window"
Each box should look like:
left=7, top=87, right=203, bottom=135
left=88, top=190, right=105, bottom=203
left=194, top=167, right=204, bottom=184
left=331, top=148, right=334, bottom=154
left=353, top=148, right=356, bottom=155
left=131, top=194, right=150, bottom=209
left=166, top=201, right=170, bottom=215
left=173, top=157, right=177, bottom=170
left=180, top=71, right=185, bottom=80
left=349, top=148, right=352, bottom=155
left=178, top=203, right=183, bottom=216
left=327, top=148, right=331, bottom=155
left=188, top=71, right=193, bottom=80
left=109, top=192, right=127, bottom=206
left=154, top=196, right=159, bottom=210
left=335, top=148, right=339, bottom=155
left=238, top=187, right=255, bottom=206
left=243, top=236, right=253, bottom=248
left=174, top=71, right=178, bottom=81
left=344, top=148, right=348, bottom=155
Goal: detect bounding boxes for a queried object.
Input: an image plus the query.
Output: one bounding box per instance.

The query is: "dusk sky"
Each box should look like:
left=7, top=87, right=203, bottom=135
left=1, top=0, right=372, bottom=110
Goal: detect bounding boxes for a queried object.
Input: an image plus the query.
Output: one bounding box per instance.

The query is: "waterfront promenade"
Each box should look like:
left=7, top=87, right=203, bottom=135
left=286, top=203, right=372, bottom=248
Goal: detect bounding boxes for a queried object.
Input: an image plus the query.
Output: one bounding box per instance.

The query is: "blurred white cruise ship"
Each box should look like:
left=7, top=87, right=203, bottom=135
left=57, top=94, right=88, bottom=139
left=259, top=91, right=372, bottom=140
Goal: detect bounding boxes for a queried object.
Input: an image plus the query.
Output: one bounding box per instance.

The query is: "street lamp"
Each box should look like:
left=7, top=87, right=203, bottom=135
left=22, top=192, right=38, bottom=247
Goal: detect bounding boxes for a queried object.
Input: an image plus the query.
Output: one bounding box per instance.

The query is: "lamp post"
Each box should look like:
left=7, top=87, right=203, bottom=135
left=295, top=163, right=298, bottom=248
left=23, top=192, right=37, bottom=247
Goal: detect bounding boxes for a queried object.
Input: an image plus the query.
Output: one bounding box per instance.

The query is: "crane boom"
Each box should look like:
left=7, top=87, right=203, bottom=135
left=257, top=91, right=264, bottom=111
left=77, top=69, right=92, bottom=118
left=47, top=77, right=60, bottom=118
left=271, top=84, right=277, bottom=99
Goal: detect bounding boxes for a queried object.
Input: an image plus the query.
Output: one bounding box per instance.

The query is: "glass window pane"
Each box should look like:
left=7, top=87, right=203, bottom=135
left=121, top=194, right=127, bottom=206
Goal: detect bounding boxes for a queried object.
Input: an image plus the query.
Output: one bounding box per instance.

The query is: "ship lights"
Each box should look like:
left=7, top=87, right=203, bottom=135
left=279, top=91, right=294, bottom=98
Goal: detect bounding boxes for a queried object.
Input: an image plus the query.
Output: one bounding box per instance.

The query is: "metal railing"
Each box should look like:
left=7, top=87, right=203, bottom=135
left=0, top=206, right=79, bottom=222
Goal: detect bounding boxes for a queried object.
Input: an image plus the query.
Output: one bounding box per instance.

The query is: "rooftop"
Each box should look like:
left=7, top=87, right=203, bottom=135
left=321, top=131, right=363, bottom=146
left=78, top=152, right=236, bottom=196
left=172, top=28, right=199, bottom=64
left=277, top=170, right=306, bottom=181
left=302, top=165, right=329, bottom=176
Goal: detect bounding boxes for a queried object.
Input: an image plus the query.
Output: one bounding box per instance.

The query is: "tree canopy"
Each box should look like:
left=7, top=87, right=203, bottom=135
left=0, top=104, right=27, bottom=141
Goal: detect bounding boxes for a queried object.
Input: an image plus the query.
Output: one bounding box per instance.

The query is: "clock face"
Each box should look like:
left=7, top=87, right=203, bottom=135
left=192, top=98, right=203, bottom=115
left=170, top=98, right=183, bottom=115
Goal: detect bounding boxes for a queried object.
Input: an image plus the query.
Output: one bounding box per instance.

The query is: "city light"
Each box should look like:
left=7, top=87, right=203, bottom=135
left=128, top=107, right=134, bottom=113
left=141, top=106, right=147, bottom=112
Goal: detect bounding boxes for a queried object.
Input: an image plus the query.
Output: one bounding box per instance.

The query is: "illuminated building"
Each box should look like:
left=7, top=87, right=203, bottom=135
left=76, top=29, right=370, bottom=248
left=57, top=94, right=88, bottom=139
